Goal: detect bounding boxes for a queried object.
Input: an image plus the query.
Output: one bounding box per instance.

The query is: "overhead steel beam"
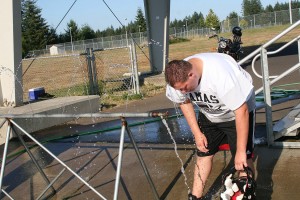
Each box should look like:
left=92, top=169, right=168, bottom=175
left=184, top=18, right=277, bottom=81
left=143, top=0, right=170, bottom=73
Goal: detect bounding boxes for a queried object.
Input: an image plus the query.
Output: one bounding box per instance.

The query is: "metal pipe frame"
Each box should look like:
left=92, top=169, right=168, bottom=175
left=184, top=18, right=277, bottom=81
left=3, top=119, right=107, bottom=200
left=113, top=120, right=126, bottom=200
left=260, top=48, right=275, bottom=147
left=125, top=119, right=160, bottom=200
left=0, top=112, right=166, bottom=199
left=0, top=121, right=12, bottom=199
left=113, top=117, right=160, bottom=199
left=251, top=36, right=300, bottom=79
left=0, top=112, right=168, bottom=119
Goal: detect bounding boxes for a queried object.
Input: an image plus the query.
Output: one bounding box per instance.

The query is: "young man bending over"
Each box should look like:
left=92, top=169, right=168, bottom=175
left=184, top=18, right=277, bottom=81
left=165, top=53, right=255, bottom=199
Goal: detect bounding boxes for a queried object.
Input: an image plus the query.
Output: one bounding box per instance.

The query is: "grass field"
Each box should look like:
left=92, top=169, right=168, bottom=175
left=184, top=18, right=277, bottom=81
left=168, top=24, right=300, bottom=61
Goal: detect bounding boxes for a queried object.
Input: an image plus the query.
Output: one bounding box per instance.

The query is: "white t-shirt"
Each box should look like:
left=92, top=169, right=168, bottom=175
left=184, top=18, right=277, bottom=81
left=166, top=53, right=255, bottom=123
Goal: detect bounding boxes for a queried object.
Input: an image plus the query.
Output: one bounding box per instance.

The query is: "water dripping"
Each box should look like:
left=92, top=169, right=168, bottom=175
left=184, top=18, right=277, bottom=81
left=161, top=117, right=191, bottom=194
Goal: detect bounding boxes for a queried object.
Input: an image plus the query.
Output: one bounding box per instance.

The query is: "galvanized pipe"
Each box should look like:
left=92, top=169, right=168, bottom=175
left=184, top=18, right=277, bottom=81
left=0, top=121, right=11, bottom=199
left=0, top=112, right=168, bottom=119
left=113, top=119, right=126, bottom=200
left=255, top=62, right=300, bottom=95
left=9, top=119, right=107, bottom=200
left=238, top=19, right=300, bottom=66
left=251, top=36, right=300, bottom=79
left=125, top=122, right=160, bottom=200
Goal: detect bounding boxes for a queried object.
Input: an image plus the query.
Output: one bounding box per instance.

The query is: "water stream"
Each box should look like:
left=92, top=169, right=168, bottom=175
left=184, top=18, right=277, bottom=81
left=161, top=117, right=191, bottom=194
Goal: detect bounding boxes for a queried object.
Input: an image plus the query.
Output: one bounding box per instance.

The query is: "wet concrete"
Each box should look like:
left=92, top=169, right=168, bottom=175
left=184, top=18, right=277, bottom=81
left=1, top=138, right=300, bottom=200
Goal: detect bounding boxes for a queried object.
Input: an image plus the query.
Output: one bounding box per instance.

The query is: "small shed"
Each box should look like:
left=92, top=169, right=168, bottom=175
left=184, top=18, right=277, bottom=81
left=50, top=45, right=65, bottom=55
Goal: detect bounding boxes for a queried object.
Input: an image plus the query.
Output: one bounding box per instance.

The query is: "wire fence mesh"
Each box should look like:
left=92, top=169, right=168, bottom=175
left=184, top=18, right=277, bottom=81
left=22, top=54, right=88, bottom=101
left=29, top=8, right=300, bottom=57
left=22, top=44, right=151, bottom=104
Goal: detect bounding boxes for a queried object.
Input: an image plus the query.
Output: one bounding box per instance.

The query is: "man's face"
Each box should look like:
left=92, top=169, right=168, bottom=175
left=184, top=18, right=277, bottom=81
left=173, top=71, right=199, bottom=94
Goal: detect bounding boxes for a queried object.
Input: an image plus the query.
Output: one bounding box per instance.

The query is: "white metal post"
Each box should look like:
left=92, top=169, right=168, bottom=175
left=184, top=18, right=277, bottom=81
left=260, top=48, right=274, bottom=146
left=289, top=0, right=293, bottom=24
left=113, top=120, right=126, bottom=200
left=0, top=120, right=11, bottom=199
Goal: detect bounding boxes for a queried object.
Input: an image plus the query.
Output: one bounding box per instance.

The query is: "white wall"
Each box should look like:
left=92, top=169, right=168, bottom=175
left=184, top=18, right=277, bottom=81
left=0, top=0, right=23, bottom=107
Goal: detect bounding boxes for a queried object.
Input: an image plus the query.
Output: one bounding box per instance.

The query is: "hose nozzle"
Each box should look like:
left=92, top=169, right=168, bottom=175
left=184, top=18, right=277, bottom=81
left=150, top=111, right=168, bottom=118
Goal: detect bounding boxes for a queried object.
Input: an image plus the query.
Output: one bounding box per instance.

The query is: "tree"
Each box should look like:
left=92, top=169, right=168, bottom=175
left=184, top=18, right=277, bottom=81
left=227, top=11, right=239, bottom=20
left=189, top=12, right=199, bottom=28
left=47, top=26, right=59, bottom=45
left=135, top=7, right=147, bottom=32
left=205, top=9, right=220, bottom=29
left=22, top=0, right=50, bottom=56
left=198, top=12, right=205, bottom=28
left=64, top=19, right=80, bottom=42
left=79, top=24, right=96, bottom=40
left=242, top=0, right=263, bottom=16
left=265, top=4, right=274, bottom=12
left=227, top=11, right=239, bottom=27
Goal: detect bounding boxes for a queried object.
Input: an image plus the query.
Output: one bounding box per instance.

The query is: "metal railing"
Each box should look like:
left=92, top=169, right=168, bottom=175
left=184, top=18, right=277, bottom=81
left=238, top=20, right=300, bottom=148
left=0, top=112, right=167, bottom=199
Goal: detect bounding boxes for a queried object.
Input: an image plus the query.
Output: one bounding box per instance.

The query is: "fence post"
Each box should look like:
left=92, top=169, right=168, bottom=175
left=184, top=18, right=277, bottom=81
left=86, top=48, right=94, bottom=95
left=131, top=40, right=140, bottom=94
left=90, top=49, right=99, bottom=95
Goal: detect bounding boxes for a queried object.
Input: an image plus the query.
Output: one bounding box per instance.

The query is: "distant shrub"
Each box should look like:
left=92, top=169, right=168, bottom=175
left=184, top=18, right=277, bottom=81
left=169, top=37, right=190, bottom=44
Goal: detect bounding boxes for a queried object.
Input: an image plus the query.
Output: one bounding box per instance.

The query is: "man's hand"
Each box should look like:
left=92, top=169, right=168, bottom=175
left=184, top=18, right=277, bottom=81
left=235, top=151, right=247, bottom=170
left=195, top=133, right=209, bottom=153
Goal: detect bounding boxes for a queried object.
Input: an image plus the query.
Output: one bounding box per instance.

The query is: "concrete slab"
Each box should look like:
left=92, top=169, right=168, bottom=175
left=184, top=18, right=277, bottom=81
left=1, top=141, right=300, bottom=200
left=0, top=95, right=100, bottom=145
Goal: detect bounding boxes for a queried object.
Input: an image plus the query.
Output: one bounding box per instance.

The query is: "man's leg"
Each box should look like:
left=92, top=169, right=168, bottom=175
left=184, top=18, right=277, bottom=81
left=192, top=155, right=214, bottom=198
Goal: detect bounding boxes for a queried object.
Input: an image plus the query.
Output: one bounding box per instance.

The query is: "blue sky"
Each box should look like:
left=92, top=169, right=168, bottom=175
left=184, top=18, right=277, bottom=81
left=36, top=0, right=288, bottom=34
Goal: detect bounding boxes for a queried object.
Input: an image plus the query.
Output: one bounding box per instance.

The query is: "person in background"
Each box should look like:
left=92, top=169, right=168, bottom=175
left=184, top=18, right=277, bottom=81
left=164, top=52, right=256, bottom=199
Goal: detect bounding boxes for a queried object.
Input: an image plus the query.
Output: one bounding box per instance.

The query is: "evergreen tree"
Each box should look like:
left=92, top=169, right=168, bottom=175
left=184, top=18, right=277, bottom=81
left=227, top=11, right=239, bottom=26
left=190, top=12, right=200, bottom=27
left=265, top=4, right=274, bottom=12
left=227, top=11, right=239, bottom=20
left=242, top=0, right=263, bottom=16
left=104, top=25, right=116, bottom=37
left=47, top=26, right=59, bottom=45
left=22, top=0, right=50, bottom=56
left=205, top=9, right=220, bottom=29
left=273, top=2, right=282, bottom=11
left=135, top=7, right=147, bottom=32
left=79, top=24, right=96, bottom=40
left=198, top=12, right=205, bottom=28
left=64, top=19, right=80, bottom=42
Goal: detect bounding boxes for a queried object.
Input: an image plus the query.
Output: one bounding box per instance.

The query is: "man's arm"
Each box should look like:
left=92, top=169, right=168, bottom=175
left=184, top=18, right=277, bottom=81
left=180, top=99, right=208, bottom=152
left=234, top=102, right=249, bottom=170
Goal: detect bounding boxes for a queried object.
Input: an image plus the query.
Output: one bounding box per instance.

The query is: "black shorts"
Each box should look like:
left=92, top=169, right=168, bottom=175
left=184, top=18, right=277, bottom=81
left=196, top=111, right=255, bottom=159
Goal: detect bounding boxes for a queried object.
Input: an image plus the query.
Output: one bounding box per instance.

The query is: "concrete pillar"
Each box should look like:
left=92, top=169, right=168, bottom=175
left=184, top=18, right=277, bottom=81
left=0, top=0, right=23, bottom=107
left=143, top=0, right=170, bottom=73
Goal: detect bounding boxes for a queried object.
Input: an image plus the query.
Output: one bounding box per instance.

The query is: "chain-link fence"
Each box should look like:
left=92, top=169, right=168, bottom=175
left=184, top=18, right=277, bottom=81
left=22, top=41, right=151, bottom=104
left=220, top=8, right=300, bottom=32
left=21, top=8, right=299, bottom=104
left=22, top=54, right=88, bottom=101
left=29, top=8, right=300, bottom=57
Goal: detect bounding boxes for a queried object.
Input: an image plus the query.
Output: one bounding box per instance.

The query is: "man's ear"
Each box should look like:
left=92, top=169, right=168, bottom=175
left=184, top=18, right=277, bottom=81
left=188, top=72, right=193, bottom=77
